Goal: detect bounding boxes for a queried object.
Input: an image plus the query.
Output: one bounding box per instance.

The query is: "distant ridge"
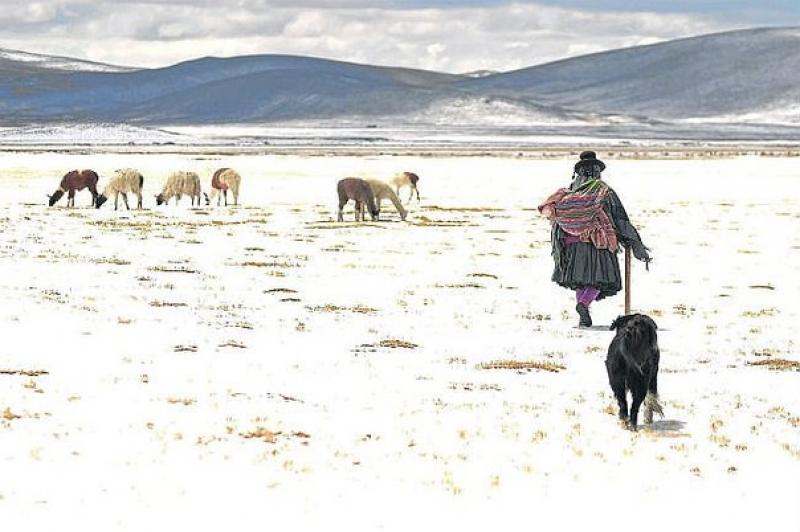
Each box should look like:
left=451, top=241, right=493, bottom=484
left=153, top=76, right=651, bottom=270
left=464, top=27, right=800, bottom=122
left=0, top=27, right=799, bottom=130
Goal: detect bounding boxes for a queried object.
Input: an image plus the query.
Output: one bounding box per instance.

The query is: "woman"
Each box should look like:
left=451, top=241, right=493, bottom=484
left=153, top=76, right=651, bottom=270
left=539, top=151, right=650, bottom=327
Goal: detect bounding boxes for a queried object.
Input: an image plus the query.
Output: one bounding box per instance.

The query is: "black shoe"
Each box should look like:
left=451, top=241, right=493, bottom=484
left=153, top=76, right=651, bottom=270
left=576, top=303, right=592, bottom=327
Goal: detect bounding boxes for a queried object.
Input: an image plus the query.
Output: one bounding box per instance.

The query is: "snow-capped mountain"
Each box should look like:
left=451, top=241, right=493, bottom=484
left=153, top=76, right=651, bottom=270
left=0, top=27, right=799, bottom=131
left=462, top=27, right=800, bottom=124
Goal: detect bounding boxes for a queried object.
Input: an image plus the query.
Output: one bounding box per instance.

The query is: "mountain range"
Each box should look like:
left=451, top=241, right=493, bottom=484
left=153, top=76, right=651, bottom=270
left=1, top=27, right=798, bottom=132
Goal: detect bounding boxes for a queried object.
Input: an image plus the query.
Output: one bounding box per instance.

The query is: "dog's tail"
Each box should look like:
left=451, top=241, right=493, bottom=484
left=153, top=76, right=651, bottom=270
left=643, top=391, right=664, bottom=424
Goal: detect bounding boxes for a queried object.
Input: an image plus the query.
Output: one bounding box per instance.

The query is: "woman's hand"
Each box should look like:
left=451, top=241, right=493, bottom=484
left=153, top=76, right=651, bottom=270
left=632, top=242, right=652, bottom=270
left=540, top=205, right=555, bottom=220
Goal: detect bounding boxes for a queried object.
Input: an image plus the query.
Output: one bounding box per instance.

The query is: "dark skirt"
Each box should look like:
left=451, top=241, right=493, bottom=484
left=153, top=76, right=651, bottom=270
left=551, top=241, right=622, bottom=300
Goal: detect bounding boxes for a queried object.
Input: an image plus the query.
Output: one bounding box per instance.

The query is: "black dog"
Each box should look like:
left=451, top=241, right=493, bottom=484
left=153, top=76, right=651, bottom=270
left=606, top=314, right=664, bottom=430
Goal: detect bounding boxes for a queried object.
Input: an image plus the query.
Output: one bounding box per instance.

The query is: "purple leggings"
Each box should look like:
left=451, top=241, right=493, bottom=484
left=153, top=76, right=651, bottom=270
left=576, top=287, right=600, bottom=307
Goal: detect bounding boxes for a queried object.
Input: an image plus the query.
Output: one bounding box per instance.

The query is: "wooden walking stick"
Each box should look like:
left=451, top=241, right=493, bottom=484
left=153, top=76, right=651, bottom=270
left=624, top=247, right=632, bottom=315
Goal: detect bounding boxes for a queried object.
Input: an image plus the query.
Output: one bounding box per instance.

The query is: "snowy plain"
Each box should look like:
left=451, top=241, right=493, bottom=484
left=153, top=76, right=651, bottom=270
left=0, top=151, right=798, bottom=531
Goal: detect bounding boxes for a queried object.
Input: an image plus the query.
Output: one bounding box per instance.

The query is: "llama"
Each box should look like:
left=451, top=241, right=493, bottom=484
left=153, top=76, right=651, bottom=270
left=366, top=179, right=407, bottom=221
left=95, top=168, right=144, bottom=210
left=155, top=171, right=202, bottom=206
left=337, top=178, right=378, bottom=222
left=205, top=168, right=241, bottom=206
left=48, top=170, right=99, bottom=207
left=389, top=171, right=420, bottom=203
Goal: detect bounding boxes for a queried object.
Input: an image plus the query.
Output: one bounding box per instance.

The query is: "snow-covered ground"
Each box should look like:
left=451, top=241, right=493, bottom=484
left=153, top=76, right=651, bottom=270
left=0, top=124, right=193, bottom=145
left=4, top=121, right=800, bottom=147
left=0, top=152, right=798, bottom=531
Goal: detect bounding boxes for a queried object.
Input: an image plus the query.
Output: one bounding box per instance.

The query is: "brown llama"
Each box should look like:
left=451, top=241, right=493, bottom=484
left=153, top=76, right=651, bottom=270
left=205, top=168, right=241, bottom=206
left=48, top=170, right=100, bottom=207
left=337, top=178, right=378, bottom=222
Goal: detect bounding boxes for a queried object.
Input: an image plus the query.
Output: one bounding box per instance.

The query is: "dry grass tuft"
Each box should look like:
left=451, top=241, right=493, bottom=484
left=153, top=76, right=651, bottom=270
left=150, top=301, right=188, bottom=308
left=378, top=339, right=418, bottom=349
left=468, top=273, right=498, bottom=279
left=521, top=312, right=551, bottom=321
left=306, top=222, right=383, bottom=230
left=742, top=308, right=779, bottom=318
left=710, top=434, right=732, bottom=447
left=173, top=345, right=198, bottom=353
left=307, top=304, right=378, bottom=314
left=219, top=340, right=247, bottom=349
left=238, top=261, right=297, bottom=268
left=166, top=397, right=196, bottom=406
left=413, top=216, right=475, bottom=227
left=355, top=339, right=419, bottom=352
left=149, top=266, right=198, bottom=274
left=747, top=359, right=800, bottom=371
left=480, top=360, right=565, bottom=373
left=672, top=304, right=696, bottom=316
left=426, top=205, right=504, bottom=213
left=240, top=427, right=280, bottom=443
left=1, top=369, right=49, bottom=377
left=2, top=407, right=21, bottom=420
left=93, top=257, right=131, bottom=266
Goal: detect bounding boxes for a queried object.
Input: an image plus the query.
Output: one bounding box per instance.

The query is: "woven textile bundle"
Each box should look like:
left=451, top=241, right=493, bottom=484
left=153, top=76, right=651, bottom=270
left=539, top=179, right=619, bottom=251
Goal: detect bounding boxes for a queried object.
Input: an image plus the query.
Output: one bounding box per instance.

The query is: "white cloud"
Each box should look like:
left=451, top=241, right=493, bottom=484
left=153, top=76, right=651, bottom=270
left=0, top=1, right=727, bottom=72
left=283, top=11, right=329, bottom=38
left=23, top=3, right=57, bottom=23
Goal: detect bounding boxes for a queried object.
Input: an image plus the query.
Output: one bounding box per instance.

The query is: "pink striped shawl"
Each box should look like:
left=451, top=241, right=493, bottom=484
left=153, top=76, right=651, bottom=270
left=538, top=180, right=619, bottom=252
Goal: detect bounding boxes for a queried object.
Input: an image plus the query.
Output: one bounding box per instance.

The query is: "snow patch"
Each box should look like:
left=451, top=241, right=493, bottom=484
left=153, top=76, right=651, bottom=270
left=0, top=48, right=136, bottom=72
left=0, top=123, right=195, bottom=144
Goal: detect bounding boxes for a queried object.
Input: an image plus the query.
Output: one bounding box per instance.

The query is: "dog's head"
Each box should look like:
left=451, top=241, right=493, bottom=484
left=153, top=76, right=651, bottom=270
left=611, top=313, right=658, bottom=349
left=610, top=313, right=657, bottom=331
left=610, top=314, right=635, bottom=332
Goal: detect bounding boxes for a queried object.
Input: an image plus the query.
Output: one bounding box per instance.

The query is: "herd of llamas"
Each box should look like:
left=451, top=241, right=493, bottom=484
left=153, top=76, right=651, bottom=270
left=47, top=166, right=421, bottom=221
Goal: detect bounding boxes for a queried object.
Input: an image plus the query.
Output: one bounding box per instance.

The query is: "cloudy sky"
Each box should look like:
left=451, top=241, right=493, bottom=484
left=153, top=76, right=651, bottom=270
left=0, top=1, right=797, bottom=72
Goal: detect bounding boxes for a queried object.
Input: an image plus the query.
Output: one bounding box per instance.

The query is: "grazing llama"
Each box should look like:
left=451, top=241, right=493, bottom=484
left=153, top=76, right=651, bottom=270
left=155, top=171, right=203, bottom=206
left=366, top=179, right=407, bottom=221
left=48, top=170, right=100, bottom=207
left=389, top=171, right=420, bottom=203
left=337, top=178, right=378, bottom=222
left=95, top=168, right=144, bottom=210
left=204, top=168, right=241, bottom=206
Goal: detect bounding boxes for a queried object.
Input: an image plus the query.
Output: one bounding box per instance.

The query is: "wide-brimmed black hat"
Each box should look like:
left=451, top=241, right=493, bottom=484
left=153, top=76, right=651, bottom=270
left=575, top=151, right=605, bottom=173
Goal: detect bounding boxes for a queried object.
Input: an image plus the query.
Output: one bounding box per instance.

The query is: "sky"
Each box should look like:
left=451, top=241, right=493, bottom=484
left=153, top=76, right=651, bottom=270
left=0, top=1, right=797, bottom=72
